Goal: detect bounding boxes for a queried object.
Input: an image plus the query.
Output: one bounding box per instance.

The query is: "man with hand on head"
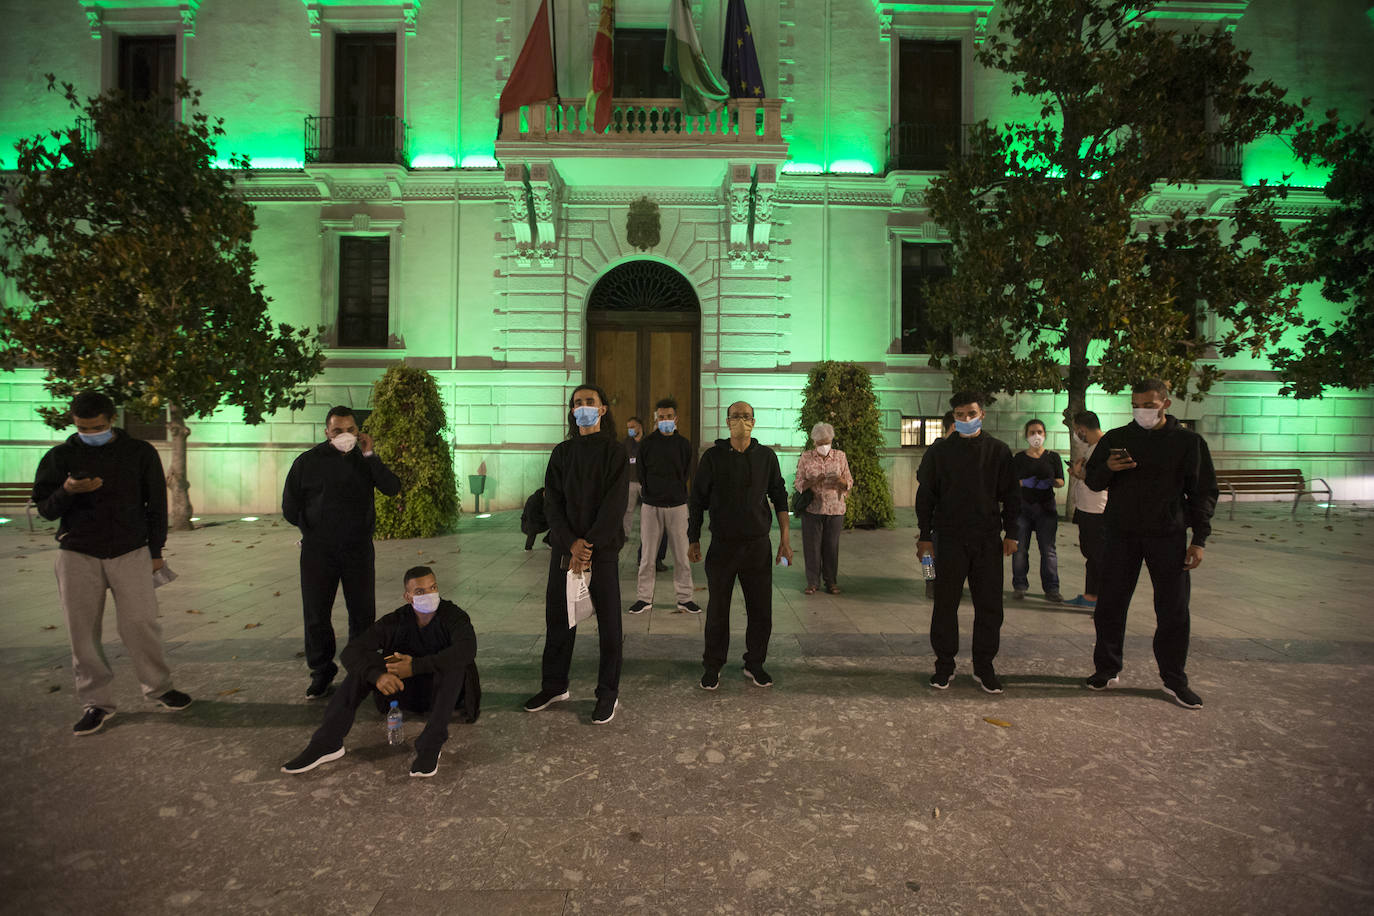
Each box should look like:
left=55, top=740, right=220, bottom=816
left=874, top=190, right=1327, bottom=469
left=32, top=390, right=192, bottom=736
left=688, top=401, right=792, bottom=691
left=1083, top=379, right=1217, bottom=710
left=283, top=406, right=402, bottom=701
left=281, top=566, right=479, bottom=778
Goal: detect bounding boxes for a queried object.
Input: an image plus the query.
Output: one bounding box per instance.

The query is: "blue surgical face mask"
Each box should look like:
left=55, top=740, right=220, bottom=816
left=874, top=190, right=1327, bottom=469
left=954, top=417, right=982, bottom=436
left=627, top=427, right=638, bottom=438
left=78, top=429, right=114, bottom=446
left=657, top=419, right=676, bottom=435
left=573, top=405, right=600, bottom=428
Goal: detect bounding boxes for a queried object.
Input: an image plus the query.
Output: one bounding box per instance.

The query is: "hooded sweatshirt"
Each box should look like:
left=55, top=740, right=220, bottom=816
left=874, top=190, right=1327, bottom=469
left=282, top=441, right=401, bottom=544
left=32, top=429, right=168, bottom=559
left=688, top=438, right=789, bottom=542
left=543, top=428, right=630, bottom=561
left=638, top=429, right=694, bottom=507
left=915, top=431, right=1019, bottom=541
left=1085, top=414, right=1218, bottom=546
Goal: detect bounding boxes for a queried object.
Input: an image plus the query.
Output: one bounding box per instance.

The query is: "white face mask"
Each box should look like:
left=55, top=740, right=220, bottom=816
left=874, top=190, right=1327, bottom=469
left=330, top=432, right=358, bottom=453
left=1133, top=407, right=1162, bottom=429
left=411, top=592, right=440, bottom=614
left=1027, top=434, right=1045, bottom=449
left=815, top=443, right=832, bottom=456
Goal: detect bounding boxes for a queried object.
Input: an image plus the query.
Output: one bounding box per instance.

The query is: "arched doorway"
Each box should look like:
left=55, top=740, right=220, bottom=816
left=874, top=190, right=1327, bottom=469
left=586, top=260, right=701, bottom=448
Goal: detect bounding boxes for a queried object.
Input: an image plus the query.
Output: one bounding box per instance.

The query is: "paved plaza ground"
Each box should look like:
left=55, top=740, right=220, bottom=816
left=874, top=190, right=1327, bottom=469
left=1, top=499, right=1372, bottom=915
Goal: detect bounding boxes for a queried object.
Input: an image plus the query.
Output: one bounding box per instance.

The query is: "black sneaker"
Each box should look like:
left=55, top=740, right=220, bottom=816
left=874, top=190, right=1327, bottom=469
left=678, top=600, right=702, bottom=614
left=1045, top=591, right=1063, bottom=603
left=523, top=689, right=570, bottom=712
left=627, top=600, right=651, bottom=615
left=700, top=669, right=720, bottom=690
left=928, top=672, right=952, bottom=690
left=743, top=666, right=773, bottom=688
left=280, top=742, right=345, bottom=774
left=592, top=697, right=619, bottom=724
left=1013, top=588, right=1027, bottom=599
left=972, top=670, right=1004, bottom=694
left=305, top=668, right=336, bottom=699
left=154, top=689, right=192, bottom=710
left=1163, top=684, right=1204, bottom=709
left=72, top=707, right=114, bottom=736
left=409, top=748, right=441, bottom=778
left=1085, top=672, right=1120, bottom=690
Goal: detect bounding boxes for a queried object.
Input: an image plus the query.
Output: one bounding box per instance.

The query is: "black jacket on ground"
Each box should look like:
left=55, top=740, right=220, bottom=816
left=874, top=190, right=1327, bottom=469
left=1085, top=415, right=1218, bottom=547
left=339, top=599, right=481, bottom=721
left=688, top=438, right=789, bottom=542
left=521, top=487, right=548, bottom=537
left=915, top=432, right=1019, bottom=542
left=638, top=430, right=693, bottom=507
left=32, top=429, right=168, bottom=559
left=543, top=429, right=630, bottom=561
left=281, top=442, right=401, bottom=543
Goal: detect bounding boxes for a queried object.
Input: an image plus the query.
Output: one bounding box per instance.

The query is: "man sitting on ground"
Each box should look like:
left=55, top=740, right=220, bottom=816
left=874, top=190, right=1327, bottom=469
left=281, top=565, right=479, bottom=778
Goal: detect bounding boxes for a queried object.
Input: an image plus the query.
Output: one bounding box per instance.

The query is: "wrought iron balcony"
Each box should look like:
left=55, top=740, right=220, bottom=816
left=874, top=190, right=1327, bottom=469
left=496, top=97, right=785, bottom=151
left=304, top=115, right=409, bottom=166
left=885, top=121, right=974, bottom=172
left=1201, top=141, right=1242, bottom=181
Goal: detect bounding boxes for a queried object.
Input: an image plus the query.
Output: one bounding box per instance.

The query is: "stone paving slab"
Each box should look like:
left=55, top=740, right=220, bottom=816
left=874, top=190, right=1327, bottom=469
left=1, top=503, right=1372, bottom=914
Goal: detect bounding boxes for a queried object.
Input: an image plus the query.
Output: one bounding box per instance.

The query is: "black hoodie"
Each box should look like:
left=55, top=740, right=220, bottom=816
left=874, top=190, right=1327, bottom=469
left=282, top=441, right=401, bottom=544
left=688, top=437, right=789, bottom=542
left=543, top=429, right=630, bottom=561
left=1085, top=414, right=1218, bottom=546
left=915, top=431, right=1019, bottom=541
left=32, top=429, right=168, bottom=559
left=638, top=429, right=694, bottom=507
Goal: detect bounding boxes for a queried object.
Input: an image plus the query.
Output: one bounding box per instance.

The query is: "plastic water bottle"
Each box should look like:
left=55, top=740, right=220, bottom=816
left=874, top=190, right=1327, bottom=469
left=385, top=700, right=403, bottom=745
left=921, top=554, right=936, bottom=580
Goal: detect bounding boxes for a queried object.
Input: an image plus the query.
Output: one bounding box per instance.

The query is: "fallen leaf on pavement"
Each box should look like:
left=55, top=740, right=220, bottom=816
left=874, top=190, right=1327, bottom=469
left=217, top=687, right=242, bottom=696
left=982, top=717, right=1013, bottom=728
left=243, top=623, right=261, bottom=629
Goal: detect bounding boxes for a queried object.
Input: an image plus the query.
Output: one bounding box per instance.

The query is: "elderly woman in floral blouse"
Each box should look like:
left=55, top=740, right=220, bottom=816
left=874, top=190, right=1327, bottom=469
left=793, top=422, right=855, bottom=595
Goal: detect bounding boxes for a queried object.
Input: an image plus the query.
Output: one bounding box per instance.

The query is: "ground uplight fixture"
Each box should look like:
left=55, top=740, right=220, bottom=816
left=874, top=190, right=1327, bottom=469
left=240, top=516, right=260, bottom=522
left=476, top=513, right=492, bottom=519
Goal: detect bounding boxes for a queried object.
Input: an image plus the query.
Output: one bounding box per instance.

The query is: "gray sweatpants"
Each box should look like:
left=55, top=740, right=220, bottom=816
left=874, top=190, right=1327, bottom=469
left=636, top=503, right=694, bottom=604
left=55, top=546, right=174, bottom=712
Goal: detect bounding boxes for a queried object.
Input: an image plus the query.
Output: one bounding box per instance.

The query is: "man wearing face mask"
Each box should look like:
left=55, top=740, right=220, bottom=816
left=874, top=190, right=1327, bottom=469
left=32, top=391, right=192, bottom=736
left=283, top=406, right=402, bottom=700
left=688, top=401, right=792, bottom=689
left=1083, top=378, right=1218, bottom=709
left=281, top=566, right=479, bottom=778
left=916, top=391, right=1020, bottom=693
left=629, top=398, right=699, bottom=615
left=1010, top=418, right=1065, bottom=602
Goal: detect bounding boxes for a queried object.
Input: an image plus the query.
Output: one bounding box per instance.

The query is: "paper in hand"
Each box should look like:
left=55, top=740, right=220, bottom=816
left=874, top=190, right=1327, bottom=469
left=152, top=564, right=179, bottom=589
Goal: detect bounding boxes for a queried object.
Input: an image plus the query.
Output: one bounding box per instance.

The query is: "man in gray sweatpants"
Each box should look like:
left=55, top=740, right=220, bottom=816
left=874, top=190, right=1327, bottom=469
left=31, top=391, right=192, bottom=736
left=626, top=398, right=698, bottom=615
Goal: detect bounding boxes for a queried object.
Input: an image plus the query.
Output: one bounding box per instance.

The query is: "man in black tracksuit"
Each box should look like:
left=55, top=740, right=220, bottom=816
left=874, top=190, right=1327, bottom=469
left=916, top=392, right=1020, bottom=693
left=281, top=565, right=479, bottom=778
left=688, top=401, right=793, bottom=690
left=523, top=385, right=629, bottom=725
left=282, top=406, right=401, bottom=699
left=1084, top=378, right=1218, bottom=709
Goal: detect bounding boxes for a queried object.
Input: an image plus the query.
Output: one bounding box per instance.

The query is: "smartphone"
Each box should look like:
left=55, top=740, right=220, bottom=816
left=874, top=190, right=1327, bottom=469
left=1109, top=448, right=1132, bottom=461
left=69, top=470, right=91, bottom=480
left=384, top=653, right=402, bottom=664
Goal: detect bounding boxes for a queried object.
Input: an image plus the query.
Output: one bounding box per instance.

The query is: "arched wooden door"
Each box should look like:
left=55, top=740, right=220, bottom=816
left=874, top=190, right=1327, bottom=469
left=585, top=261, right=701, bottom=449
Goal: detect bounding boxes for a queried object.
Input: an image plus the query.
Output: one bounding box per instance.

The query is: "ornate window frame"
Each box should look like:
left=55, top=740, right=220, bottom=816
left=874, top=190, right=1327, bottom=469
left=302, top=2, right=421, bottom=135
left=879, top=2, right=994, bottom=142
left=888, top=224, right=960, bottom=358
left=319, top=210, right=406, bottom=352
left=80, top=1, right=199, bottom=121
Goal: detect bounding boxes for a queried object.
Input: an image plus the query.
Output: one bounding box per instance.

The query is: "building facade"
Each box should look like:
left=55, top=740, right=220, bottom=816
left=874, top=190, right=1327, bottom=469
left=1, top=0, right=1371, bottom=514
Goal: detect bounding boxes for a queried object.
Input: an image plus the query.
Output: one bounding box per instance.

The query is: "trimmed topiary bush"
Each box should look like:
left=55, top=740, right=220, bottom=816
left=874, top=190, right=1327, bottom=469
left=798, top=361, right=896, bottom=529
left=364, top=365, right=460, bottom=539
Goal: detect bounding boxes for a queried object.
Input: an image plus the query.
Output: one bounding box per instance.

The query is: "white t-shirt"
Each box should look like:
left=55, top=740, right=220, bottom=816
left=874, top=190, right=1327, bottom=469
left=1071, top=439, right=1109, bottom=515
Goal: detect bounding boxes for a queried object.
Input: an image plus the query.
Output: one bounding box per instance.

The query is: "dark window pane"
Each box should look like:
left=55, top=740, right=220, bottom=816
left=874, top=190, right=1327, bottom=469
left=900, top=242, right=953, bottom=355
left=332, top=34, right=398, bottom=162
left=118, top=35, right=176, bottom=117
left=338, top=236, right=390, bottom=348
left=613, top=28, right=680, bottom=99
left=894, top=40, right=961, bottom=169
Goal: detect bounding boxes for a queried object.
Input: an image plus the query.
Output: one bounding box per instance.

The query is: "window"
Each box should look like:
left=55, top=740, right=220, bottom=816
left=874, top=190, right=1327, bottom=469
left=901, top=416, right=946, bottom=447
left=614, top=28, right=680, bottom=99
left=118, top=35, right=176, bottom=114
left=900, top=243, right=953, bottom=355
left=331, top=33, right=399, bottom=163
left=892, top=40, right=962, bottom=170
left=338, top=236, right=390, bottom=348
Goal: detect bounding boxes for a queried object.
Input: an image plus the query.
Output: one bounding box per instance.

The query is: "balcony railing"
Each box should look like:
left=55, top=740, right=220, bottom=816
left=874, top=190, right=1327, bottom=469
left=497, top=97, right=784, bottom=146
left=304, top=115, right=409, bottom=166
left=1201, top=141, right=1242, bottom=181
left=885, top=122, right=975, bottom=172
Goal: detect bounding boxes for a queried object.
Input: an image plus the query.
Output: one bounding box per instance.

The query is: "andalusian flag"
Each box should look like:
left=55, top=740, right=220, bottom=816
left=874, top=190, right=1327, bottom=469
left=664, top=0, right=729, bottom=115
left=586, top=0, right=615, bottom=133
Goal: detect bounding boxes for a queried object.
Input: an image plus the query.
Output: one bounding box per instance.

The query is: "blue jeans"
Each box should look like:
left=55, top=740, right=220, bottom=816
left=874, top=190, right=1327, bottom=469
left=1012, top=501, right=1060, bottom=592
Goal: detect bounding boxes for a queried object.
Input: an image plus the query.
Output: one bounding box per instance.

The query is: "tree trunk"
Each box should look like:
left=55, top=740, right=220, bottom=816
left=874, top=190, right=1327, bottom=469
left=167, top=403, right=195, bottom=531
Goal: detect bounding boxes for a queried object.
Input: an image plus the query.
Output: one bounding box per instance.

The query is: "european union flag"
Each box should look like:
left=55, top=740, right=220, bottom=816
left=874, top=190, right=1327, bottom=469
left=721, top=0, right=766, bottom=100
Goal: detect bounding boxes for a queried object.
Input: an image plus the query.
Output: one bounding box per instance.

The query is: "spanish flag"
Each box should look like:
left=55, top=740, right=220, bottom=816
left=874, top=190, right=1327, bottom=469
left=586, top=0, right=615, bottom=133
left=498, top=0, right=556, bottom=116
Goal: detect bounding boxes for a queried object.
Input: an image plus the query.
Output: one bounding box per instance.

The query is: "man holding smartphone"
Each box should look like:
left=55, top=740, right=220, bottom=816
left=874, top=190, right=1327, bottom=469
left=1083, top=378, right=1218, bottom=709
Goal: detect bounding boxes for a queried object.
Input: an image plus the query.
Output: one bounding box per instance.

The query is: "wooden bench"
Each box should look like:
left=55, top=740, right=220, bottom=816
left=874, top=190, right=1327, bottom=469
left=1215, top=468, right=1332, bottom=520
left=0, top=481, right=37, bottom=531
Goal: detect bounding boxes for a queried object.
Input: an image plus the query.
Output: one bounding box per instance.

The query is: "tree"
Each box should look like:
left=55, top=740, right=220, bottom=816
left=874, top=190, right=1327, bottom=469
left=922, top=0, right=1306, bottom=434
left=1271, top=108, right=1374, bottom=397
left=797, top=361, right=895, bottom=529
left=364, top=365, right=460, bottom=539
left=0, top=78, right=324, bottom=530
